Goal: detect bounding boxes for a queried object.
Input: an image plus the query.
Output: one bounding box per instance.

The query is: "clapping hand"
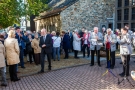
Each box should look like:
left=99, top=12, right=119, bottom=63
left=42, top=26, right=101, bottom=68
left=18, top=33, right=22, bottom=37
left=117, top=36, right=120, bottom=39
left=96, top=36, right=98, bottom=40
left=42, top=44, right=46, bottom=48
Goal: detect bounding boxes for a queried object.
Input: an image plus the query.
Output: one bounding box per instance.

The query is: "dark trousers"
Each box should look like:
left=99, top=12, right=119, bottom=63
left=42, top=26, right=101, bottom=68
left=116, top=42, right=119, bottom=50
left=121, top=55, right=130, bottom=76
left=106, top=49, right=115, bottom=68
left=34, top=53, right=40, bottom=65
left=71, top=42, right=73, bottom=52
left=24, top=49, right=27, bottom=56
left=74, top=50, right=78, bottom=58
left=40, top=52, right=51, bottom=72
left=51, top=48, right=53, bottom=59
left=19, top=47, right=24, bottom=67
left=64, top=48, right=68, bottom=58
left=9, top=64, right=18, bottom=81
left=28, top=51, right=34, bottom=63
left=83, top=44, right=90, bottom=57
left=91, top=47, right=100, bottom=65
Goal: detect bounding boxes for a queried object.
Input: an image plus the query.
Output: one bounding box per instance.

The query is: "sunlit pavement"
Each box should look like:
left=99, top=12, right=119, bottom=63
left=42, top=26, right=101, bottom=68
left=1, top=57, right=135, bottom=90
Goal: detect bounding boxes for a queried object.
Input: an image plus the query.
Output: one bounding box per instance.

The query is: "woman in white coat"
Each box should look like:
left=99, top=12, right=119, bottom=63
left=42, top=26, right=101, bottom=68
left=73, top=30, right=82, bottom=59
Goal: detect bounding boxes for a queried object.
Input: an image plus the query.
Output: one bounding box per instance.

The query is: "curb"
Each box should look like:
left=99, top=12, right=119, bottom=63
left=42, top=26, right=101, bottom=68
left=6, top=63, right=90, bottom=80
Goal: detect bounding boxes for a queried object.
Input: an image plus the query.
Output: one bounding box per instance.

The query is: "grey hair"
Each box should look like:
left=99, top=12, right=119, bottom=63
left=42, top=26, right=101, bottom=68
left=74, top=29, right=78, bottom=33
left=107, top=28, right=112, bottom=33
left=115, top=29, right=119, bottom=31
left=85, top=30, right=88, bottom=33
left=93, top=27, right=98, bottom=30
left=41, top=28, right=47, bottom=32
left=34, top=33, right=39, bottom=37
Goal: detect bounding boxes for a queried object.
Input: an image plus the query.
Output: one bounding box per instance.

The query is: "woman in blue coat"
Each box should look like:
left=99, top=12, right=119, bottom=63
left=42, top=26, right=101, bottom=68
left=62, top=31, right=70, bottom=59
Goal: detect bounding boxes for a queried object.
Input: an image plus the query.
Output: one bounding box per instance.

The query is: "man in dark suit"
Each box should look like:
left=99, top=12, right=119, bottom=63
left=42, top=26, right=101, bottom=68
left=38, top=28, right=53, bottom=73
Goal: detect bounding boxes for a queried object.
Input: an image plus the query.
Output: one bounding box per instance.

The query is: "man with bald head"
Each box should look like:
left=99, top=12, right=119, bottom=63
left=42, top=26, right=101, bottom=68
left=38, top=28, right=53, bottom=73
left=89, top=27, right=103, bottom=67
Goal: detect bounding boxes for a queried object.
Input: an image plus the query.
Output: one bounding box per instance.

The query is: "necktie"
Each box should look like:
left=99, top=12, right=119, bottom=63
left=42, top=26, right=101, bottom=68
left=44, top=36, right=46, bottom=42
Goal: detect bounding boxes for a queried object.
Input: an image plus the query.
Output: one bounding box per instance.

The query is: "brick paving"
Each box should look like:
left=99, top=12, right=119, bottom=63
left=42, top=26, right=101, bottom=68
left=1, top=57, right=135, bottom=90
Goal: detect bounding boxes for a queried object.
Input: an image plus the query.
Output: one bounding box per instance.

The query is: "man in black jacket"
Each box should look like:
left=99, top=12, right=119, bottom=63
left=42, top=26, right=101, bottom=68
left=38, top=28, right=53, bottom=73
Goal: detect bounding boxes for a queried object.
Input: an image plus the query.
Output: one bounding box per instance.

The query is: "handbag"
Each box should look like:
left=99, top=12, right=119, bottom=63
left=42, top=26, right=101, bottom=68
left=53, top=37, right=58, bottom=43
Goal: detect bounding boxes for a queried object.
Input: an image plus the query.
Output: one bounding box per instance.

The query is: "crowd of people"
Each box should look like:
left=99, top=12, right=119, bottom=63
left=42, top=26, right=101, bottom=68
left=0, top=24, right=135, bottom=86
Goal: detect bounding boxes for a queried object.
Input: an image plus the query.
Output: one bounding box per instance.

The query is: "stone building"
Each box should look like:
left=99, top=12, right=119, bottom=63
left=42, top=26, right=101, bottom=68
left=34, top=0, right=115, bottom=32
left=115, top=0, right=135, bottom=31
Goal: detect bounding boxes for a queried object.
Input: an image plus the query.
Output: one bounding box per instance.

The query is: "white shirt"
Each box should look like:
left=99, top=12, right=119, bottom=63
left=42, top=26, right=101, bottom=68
left=52, top=36, right=61, bottom=47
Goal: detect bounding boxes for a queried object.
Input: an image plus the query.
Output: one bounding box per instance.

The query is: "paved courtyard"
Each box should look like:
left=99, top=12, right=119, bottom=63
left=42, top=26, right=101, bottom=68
left=1, top=57, right=135, bottom=90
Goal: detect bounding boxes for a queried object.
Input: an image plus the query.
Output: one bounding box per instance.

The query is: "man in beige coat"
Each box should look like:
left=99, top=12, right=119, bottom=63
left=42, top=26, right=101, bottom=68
left=0, top=41, right=7, bottom=86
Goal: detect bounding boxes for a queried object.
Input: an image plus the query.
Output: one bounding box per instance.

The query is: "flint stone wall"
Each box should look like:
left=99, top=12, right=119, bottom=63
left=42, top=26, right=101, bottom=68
left=60, top=0, right=115, bottom=31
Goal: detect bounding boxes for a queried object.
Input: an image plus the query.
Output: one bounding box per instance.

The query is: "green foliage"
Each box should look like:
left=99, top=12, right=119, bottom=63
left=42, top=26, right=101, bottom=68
left=0, top=0, right=49, bottom=28
left=25, top=0, right=49, bottom=16
left=0, top=0, right=24, bottom=28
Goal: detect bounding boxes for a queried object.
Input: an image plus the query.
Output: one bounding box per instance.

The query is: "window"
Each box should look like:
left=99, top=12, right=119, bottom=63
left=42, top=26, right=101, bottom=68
left=124, top=9, right=129, bottom=20
left=117, top=23, right=121, bottom=29
left=125, top=0, right=129, bottom=6
left=118, top=0, right=122, bottom=7
left=132, top=8, right=135, bottom=20
left=117, top=10, right=122, bottom=21
left=131, top=23, right=135, bottom=31
left=132, top=0, right=135, bottom=5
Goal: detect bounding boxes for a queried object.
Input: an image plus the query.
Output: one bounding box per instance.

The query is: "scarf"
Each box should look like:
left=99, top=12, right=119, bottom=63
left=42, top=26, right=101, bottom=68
left=82, top=33, right=90, bottom=47
left=76, top=33, right=80, bottom=38
left=106, top=35, right=111, bottom=49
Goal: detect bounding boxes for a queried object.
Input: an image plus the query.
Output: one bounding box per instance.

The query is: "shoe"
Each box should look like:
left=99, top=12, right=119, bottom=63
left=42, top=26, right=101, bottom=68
left=98, top=65, right=101, bottom=67
left=17, top=71, right=20, bottom=73
left=48, top=66, right=52, bottom=71
left=110, top=66, right=114, bottom=69
left=75, top=57, right=79, bottom=59
left=1, top=83, right=7, bottom=86
left=13, top=78, right=20, bottom=82
left=64, top=58, right=68, bottom=59
left=90, top=64, right=94, bottom=66
left=21, top=66, right=25, bottom=69
left=119, top=73, right=124, bottom=77
left=38, top=71, right=44, bottom=73
left=54, top=60, right=55, bottom=61
left=48, top=68, right=51, bottom=71
left=119, top=62, right=122, bottom=64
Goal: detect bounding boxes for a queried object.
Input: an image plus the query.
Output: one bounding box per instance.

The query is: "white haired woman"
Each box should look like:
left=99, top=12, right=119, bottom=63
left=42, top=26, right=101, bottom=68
left=4, top=30, right=20, bottom=82
left=31, top=33, right=41, bottom=65
left=73, top=29, right=82, bottom=59
left=104, top=28, right=117, bottom=69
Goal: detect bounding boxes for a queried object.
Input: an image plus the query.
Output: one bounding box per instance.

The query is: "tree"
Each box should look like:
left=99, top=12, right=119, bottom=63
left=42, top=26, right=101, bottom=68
left=0, top=0, right=25, bottom=28
left=25, top=0, right=49, bottom=16
left=0, top=0, right=49, bottom=29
